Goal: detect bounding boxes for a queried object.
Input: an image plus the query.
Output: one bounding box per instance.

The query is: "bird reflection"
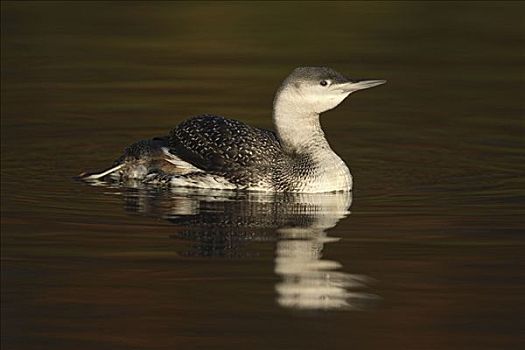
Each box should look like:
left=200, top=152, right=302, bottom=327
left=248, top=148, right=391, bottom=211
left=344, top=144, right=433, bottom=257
left=108, top=183, right=375, bottom=310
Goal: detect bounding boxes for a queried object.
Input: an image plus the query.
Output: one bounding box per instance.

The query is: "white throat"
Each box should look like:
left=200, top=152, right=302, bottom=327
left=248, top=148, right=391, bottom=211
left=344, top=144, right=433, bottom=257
left=272, top=86, right=352, bottom=192
left=273, top=87, right=329, bottom=152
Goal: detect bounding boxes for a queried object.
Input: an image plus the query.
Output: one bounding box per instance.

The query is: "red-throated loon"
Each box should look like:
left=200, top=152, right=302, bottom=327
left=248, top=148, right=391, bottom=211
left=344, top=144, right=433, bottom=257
left=80, top=67, right=385, bottom=192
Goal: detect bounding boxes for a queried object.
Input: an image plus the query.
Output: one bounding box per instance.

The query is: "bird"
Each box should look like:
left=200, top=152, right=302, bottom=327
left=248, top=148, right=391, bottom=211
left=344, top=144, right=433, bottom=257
left=79, top=67, right=385, bottom=193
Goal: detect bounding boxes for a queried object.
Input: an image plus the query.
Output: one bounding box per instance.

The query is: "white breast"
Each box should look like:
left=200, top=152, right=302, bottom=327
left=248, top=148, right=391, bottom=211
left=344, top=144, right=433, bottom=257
left=302, top=152, right=352, bottom=193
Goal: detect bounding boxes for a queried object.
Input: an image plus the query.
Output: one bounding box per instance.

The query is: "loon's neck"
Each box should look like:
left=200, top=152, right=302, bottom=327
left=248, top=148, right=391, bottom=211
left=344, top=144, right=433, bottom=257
left=273, top=91, right=330, bottom=153
left=272, top=88, right=352, bottom=192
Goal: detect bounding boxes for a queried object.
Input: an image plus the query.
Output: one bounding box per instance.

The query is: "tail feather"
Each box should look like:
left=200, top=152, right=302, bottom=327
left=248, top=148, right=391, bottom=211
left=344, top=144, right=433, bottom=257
left=78, top=163, right=124, bottom=180
left=161, top=147, right=204, bottom=174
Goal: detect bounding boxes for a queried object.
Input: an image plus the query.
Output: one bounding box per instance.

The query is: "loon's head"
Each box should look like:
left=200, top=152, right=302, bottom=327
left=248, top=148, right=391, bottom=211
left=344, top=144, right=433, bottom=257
left=276, top=67, right=386, bottom=114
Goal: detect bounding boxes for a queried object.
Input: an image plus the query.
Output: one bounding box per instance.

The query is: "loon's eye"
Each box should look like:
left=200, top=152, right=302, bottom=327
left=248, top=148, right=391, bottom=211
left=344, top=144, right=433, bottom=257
left=320, top=80, right=328, bottom=87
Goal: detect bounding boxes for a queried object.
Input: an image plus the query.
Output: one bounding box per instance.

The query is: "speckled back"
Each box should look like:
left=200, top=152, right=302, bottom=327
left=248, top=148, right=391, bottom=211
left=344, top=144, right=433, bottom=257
left=169, top=115, right=282, bottom=172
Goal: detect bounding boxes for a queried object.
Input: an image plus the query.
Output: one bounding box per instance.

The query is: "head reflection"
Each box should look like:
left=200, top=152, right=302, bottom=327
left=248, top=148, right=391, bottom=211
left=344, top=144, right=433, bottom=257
left=275, top=224, right=371, bottom=310
left=118, top=185, right=375, bottom=310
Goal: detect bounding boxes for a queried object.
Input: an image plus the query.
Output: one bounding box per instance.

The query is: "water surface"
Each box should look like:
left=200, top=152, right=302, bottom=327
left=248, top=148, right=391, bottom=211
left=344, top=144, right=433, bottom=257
left=1, top=2, right=524, bottom=350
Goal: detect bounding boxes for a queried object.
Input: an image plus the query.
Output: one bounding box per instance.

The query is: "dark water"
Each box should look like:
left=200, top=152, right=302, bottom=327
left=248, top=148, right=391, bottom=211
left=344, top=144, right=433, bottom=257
left=1, top=2, right=524, bottom=349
